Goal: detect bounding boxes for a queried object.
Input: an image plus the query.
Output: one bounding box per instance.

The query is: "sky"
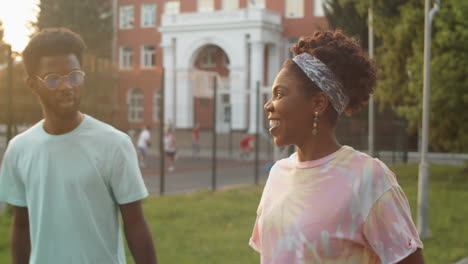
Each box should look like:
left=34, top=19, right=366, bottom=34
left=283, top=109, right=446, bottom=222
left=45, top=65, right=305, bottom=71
left=0, top=0, right=39, bottom=53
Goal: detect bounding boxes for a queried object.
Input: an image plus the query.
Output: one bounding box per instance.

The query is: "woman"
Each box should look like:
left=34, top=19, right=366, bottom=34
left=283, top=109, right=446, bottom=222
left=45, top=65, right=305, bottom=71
left=249, top=31, right=424, bottom=264
left=164, top=128, right=177, bottom=172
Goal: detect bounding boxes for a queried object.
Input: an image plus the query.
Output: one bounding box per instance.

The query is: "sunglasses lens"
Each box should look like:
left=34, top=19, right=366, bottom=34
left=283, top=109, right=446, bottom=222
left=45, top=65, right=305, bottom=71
left=68, top=71, right=84, bottom=85
left=43, top=75, right=61, bottom=89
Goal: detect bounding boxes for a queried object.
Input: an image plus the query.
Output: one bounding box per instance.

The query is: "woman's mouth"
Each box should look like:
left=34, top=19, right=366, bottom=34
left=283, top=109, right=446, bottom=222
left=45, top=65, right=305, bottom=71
left=269, top=120, right=280, bottom=133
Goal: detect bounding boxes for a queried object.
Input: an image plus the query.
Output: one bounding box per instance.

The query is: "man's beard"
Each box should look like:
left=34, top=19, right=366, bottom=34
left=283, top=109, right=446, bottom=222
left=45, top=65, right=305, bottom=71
left=39, top=96, right=81, bottom=119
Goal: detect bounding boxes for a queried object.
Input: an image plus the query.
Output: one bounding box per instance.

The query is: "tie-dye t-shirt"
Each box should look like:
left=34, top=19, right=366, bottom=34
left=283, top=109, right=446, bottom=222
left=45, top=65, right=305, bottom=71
left=249, top=146, right=422, bottom=264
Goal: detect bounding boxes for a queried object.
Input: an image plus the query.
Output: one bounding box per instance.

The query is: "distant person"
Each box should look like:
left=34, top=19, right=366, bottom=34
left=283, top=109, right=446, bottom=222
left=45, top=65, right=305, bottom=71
left=240, top=134, right=254, bottom=160
left=192, top=123, right=200, bottom=157
left=164, top=129, right=177, bottom=172
left=0, top=28, right=157, bottom=264
left=137, top=126, right=152, bottom=168
left=250, top=30, right=424, bottom=263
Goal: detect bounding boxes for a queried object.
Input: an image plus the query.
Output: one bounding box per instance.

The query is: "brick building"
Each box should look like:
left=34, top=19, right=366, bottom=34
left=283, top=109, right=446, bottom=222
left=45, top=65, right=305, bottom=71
left=113, top=0, right=328, bottom=133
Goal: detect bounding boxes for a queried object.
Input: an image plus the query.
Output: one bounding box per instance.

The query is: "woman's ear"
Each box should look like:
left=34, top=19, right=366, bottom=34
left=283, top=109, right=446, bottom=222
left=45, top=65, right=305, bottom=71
left=310, top=92, right=329, bottom=115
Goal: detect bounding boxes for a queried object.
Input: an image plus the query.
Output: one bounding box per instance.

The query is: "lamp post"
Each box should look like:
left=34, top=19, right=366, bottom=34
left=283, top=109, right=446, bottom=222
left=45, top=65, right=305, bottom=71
left=418, top=0, right=440, bottom=239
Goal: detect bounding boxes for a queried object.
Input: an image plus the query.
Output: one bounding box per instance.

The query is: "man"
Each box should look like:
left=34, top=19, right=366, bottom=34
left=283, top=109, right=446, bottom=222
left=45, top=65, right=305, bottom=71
left=0, top=28, right=157, bottom=264
left=137, top=126, right=151, bottom=168
left=240, top=134, right=254, bottom=160
left=191, top=123, right=200, bottom=157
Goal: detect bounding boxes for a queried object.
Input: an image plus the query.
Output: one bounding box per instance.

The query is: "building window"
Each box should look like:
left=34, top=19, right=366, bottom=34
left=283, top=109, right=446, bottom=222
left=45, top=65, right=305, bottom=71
left=128, top=88, right=144, bottom=123
left=119, top=6, right=134, bottom=29
left=286, top=0, right=304, bottom=18
left=120, top=46, right=133, bottom=70
left=153, top=90, right=161, bottom=122
left=198, top=0, right=214, bottom=12
left=141, top=46, right=156, bottom=68
left=314, top=0, right=325, bottom=17
left=222, top=0, right=238, bottom=10
left=165, top=1, right=180, bottom=15
left=141, top=3, right=157, bottom=28
left=199, top=47, right=216, bottom=68
left=247, top=0, right=265, bottom=8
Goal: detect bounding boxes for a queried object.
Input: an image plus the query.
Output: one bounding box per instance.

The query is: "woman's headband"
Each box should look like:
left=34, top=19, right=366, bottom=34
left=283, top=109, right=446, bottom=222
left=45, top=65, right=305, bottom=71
left=292, top=52, right=349, bottom=114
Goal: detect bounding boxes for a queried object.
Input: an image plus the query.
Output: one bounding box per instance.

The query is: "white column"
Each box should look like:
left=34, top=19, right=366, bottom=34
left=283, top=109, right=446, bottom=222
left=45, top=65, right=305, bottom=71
left=230, top=67, right=247, bottom=130
left=162, top=40, right=176, bottom=125
left=248, top=41, right=265, bottom=134
left=267, top=44, right=281, bottom=85
left=175, top=68, right=193, bottom=129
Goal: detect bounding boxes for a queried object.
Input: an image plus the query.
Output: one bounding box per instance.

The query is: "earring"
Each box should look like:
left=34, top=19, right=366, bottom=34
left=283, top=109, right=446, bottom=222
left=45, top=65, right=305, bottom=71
left=312, top=112, right=319, bottom=136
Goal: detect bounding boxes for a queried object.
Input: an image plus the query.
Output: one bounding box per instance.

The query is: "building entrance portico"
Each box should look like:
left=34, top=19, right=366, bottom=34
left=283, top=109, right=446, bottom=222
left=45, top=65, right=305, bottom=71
left=160, top=8, right=284, bottom=133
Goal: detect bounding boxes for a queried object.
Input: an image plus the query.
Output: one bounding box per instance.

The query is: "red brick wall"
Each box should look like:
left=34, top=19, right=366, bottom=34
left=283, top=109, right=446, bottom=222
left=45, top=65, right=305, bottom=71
left=117, top=0, right=165, bottom=129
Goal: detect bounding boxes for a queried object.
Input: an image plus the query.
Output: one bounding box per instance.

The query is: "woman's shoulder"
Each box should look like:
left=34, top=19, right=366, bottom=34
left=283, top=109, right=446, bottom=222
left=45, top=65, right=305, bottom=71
left=273, top=152, right=297, bottom=170
left=343, top=147, right=397, bottom=181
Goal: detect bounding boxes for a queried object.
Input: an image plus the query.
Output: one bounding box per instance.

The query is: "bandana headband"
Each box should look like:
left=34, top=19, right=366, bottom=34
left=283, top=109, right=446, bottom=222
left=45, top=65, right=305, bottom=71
left=292, top=52, right=349, bottom=114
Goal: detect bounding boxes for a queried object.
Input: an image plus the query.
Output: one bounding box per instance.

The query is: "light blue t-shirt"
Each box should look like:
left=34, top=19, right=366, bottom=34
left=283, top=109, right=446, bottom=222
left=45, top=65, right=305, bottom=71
left=0, top=114, right=149, bottom=264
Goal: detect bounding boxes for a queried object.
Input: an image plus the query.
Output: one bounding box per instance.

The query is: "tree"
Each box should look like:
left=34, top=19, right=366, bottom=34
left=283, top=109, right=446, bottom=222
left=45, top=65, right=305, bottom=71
left=324, top=0, right=369, bottom=50
left=35, top=0, right=118, bottom=125
left=0, top=50, right=42, bottom=130
left=36, top=0, right=112, bottom=58
left=398, top=0, right=468, bottom=151
left=348, top=0, right=468, bottom=152
left=0, top=20, right=7, bottom=65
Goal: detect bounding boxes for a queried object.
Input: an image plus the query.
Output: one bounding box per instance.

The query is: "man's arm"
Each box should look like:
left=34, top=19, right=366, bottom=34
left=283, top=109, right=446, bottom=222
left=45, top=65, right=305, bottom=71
left=120, top=201, right=157, bottom=264
left=11, top=206, right=30, bottom=264
left=398, top=248, right=425, bottom=264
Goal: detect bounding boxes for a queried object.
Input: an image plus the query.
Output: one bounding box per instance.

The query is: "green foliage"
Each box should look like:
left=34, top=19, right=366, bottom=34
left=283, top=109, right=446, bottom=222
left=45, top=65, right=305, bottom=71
left=0, top=20, right=7, bottom=65
left=388, top=0, right=468, bottom=152
left=36, top=0, right=112, bottom=58
left=0, top=52, right=42, bottom=126
left=8, top=62, right=42, bottom=125
left=332, top=0, right=468, bottom=152
left=324, top=0, right=369, bottom=49
left=415, top=0, right=468, bottom=151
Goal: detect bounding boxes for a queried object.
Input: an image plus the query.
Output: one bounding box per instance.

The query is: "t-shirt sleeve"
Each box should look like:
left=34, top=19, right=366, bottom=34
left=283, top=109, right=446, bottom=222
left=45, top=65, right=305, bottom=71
left=249, top=207, right=262, bottom=253
left=363, top=186, right=423, bottom=264
left=0, top=145, right=27, bottom=207
left=110, top=135, right=149, bottom=204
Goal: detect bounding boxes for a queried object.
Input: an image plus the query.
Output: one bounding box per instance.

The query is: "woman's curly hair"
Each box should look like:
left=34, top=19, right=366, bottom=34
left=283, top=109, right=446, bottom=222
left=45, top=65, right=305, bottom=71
left=289, top=30, right=376, bottom=116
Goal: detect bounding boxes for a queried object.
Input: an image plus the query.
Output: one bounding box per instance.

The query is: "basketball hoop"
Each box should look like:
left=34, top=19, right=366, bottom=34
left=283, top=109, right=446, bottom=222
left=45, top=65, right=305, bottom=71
left=191, top=70, right=214, bottom=98
left=190, top=70, right=229, bottom=98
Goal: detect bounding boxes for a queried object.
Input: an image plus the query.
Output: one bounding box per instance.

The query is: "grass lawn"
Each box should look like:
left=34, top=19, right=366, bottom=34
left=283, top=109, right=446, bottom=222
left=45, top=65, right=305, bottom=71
left=0, top=164, right=466, bottom=263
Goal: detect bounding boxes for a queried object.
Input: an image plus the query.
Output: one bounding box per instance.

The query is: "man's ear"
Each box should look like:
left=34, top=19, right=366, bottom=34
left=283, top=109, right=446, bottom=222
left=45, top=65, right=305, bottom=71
left=310, top=92, right=329, bottom=116
left=27, top=77, right=38, bottom=94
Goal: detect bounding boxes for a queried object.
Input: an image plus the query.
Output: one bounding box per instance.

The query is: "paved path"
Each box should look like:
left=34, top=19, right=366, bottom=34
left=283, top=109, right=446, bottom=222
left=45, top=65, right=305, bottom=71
left=455, top=258, right=468, bottom=264
left=140, top=151, right=271, bottom=195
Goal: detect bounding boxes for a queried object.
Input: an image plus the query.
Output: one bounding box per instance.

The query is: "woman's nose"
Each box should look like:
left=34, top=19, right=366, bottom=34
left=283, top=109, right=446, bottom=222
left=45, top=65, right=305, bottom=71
left=264, top=99, right=273, bottom=112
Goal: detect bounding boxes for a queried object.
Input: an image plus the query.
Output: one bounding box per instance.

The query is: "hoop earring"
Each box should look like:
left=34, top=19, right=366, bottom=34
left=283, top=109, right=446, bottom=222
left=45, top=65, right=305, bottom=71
left=312, top=112, right=319, bottom=136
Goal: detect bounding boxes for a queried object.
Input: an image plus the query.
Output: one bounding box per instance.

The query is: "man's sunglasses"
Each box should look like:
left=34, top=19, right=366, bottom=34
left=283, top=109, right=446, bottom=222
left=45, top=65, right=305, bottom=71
left=35, top=70, right=86, bottom=90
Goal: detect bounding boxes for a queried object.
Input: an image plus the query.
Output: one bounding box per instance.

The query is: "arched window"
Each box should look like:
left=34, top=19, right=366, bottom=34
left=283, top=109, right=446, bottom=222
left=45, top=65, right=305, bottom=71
left=127, top=88, right=144, bottom=122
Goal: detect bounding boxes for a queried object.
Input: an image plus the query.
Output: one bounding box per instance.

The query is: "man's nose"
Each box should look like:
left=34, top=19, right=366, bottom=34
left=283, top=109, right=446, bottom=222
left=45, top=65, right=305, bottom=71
left=57, top=76, right=73, bottom=90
